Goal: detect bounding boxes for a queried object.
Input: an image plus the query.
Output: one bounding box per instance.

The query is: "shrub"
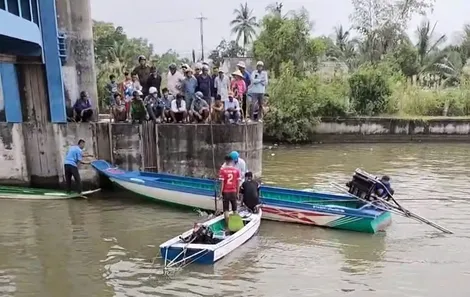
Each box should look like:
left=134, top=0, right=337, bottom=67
left=348, top=65, right=392, bottom=115
left=264, top=61, right=349, bottom=142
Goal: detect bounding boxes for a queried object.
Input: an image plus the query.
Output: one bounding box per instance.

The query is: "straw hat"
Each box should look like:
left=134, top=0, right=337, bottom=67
left=232, top=70, right=243, bottom=78
left=236, top=61, right=246, bottom=68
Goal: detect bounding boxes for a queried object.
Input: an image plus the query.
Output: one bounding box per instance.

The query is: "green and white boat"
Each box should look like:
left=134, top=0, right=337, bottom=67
left=0, top=186, right=100, bottom=200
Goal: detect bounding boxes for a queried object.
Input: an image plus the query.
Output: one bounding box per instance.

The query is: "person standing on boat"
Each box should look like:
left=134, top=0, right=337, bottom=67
left=229, top=151, right=247, bottom=183
left=240, top=172, right=261, bottom=213
left=219, top=155, right=241, bottom=225
left=64, top=139, right=92, bottom=194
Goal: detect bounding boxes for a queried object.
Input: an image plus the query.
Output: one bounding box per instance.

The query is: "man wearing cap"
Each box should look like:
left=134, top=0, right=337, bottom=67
left=237, top=61, right=251, bottom=118
left=248, top=61, right=268, bottom=122
left=189, top=91, right=210, bottom=123
left=214, top=68, right=230, bottom=100
left=182, top=68, right=198, bottom=108
left=132, top=55, right=151, bottom=92
left=224, top=92, right=241, bottom=124
left=167, top=63, right=184, bottom=95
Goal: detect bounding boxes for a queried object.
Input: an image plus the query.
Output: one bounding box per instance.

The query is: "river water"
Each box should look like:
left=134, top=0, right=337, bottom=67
left=0, top=143, right=469, bottom=297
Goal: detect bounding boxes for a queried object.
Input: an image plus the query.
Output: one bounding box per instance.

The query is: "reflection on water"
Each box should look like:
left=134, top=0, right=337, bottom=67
left=0, top=143, right=470, bottom=296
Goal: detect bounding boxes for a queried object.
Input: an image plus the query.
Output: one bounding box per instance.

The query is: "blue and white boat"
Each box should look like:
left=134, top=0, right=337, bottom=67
left=92, top=160, right=392, bottom=233
left=160, top=209, right=261, bottom=266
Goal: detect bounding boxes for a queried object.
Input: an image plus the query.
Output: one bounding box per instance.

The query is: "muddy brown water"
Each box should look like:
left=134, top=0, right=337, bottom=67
left=0, top=143, right=469, bottom=296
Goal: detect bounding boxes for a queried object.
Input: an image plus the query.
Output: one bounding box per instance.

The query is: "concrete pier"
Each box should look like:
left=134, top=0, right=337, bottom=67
left=0, top=122, right=264, bottom=188
left=55, top=0, right=98, bottom=116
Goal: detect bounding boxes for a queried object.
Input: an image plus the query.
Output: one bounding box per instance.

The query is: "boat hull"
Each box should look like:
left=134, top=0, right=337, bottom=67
left=92, top=161, right=391, bottom=234
left=160, top=210, right=261, bottom=265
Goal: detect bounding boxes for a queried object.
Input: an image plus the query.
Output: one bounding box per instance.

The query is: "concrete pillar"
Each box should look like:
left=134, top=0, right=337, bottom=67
left=55, top=0, right=98, bottom=119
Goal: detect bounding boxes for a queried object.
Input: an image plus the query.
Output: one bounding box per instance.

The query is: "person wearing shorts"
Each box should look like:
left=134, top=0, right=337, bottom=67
left=219, top=155, right=241, bottom=225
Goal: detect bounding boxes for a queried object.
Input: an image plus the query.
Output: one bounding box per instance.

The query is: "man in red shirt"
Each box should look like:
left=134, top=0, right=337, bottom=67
left=219, top=155, right=241, bottom=225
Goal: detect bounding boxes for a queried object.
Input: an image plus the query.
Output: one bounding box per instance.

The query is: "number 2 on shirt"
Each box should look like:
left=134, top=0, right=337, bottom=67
left=227, top=173, right=233, bottom=184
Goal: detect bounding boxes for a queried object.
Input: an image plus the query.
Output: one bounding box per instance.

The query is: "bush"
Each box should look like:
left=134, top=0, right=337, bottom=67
left=349, top=65, right=392, bottom=116
left=389, top=82, right=470, bottom=116
left=264, top=61, right=349, bottom=142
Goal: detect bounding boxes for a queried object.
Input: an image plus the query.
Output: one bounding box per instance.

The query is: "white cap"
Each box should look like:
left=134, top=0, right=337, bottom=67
left=149, top=87, right=157, bottom=94
left=256, top=61, right=264, bottom=66
left=237, top=61, right=246, bottom=68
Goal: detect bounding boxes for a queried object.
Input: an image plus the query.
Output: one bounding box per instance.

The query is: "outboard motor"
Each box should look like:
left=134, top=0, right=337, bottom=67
left=346, top=169, right=380, bottom=201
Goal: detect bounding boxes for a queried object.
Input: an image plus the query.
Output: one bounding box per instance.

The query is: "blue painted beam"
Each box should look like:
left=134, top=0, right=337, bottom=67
left=38, top=0, right=66, bottom=123
left=0, top=63, right=23, bottom=123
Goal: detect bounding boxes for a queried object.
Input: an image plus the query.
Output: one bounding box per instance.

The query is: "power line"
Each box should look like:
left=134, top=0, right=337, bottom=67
left=196, top=13, right=208, bottom=61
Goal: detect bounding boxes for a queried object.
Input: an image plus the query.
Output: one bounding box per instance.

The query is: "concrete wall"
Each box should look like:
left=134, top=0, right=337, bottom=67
left=0, top=122, right=263, bottom=187
left=103, top=122, right=263, bottom=178
left=56, top=0, right=98, bottom=116
left=311, top=117, right=470, bottom=143
left=156, top=123, right=263, bottom=178
left=0, top=123, right=29, bottom=184
left=1, top=122, right=98, bottom=188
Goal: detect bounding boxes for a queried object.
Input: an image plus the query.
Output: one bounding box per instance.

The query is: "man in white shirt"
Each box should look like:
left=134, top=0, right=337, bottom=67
left=214, top=69, right=230, bottom=100
left=170, top=94, right=188, bottom=123
left=224, top=92, right=241, bottom=124
left=221, top=151, right=247, bottom=184
left=166, top=63, right=184, bottom=95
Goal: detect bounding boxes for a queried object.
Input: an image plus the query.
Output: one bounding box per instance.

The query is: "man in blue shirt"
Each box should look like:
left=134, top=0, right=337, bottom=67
left=64, top=139, right=91, bottom=194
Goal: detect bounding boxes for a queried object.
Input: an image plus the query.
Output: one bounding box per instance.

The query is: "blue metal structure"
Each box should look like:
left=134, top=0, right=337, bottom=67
left=0, top=0, right=67, bottom=123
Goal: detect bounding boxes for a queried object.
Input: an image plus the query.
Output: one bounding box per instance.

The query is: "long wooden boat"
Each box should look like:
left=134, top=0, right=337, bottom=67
left=0, top=185, right=101, bottom=200
left=91, top=160, right=391, bottom=233
left=160, top=209, right=261, bottom=266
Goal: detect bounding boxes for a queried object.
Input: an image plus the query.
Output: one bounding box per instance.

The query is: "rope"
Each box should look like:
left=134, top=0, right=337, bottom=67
left=208, top=98, right=218, bottom=214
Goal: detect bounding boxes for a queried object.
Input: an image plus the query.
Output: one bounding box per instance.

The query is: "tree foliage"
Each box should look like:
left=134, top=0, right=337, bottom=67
left=92, top=21, right=189, bottom=108
left=265, top=62, right=349, bottom=142
left=208, top=39, right=245, bottom=67
left=253, top=8, right=326, bottom=77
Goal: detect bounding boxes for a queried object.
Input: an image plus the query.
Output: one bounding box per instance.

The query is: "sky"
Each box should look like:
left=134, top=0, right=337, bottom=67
left=90, top=0, right=470, bottom=58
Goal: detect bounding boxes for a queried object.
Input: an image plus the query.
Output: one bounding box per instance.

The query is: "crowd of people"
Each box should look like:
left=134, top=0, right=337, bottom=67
left=105, top=56, right=270, bottom=124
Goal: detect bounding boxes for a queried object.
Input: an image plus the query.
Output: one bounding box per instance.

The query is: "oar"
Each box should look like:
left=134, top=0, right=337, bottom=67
left=329, top=183, right=447, bottom=223
left=331, top=182, right=454, bottom=234
left=373, top=179, right=453, bottom=234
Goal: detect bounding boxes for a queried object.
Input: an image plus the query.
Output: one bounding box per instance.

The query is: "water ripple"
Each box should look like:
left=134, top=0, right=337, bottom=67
left=0, top=143, right=469, bottom=296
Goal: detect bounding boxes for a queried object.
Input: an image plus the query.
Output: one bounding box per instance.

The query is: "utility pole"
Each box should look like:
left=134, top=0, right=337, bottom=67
left=196, top=13, right=207, bottom=61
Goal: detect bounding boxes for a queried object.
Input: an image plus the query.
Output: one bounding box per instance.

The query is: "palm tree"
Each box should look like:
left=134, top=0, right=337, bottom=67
left=416, top=20, right=446, bottom=68
left=334, top=25, right=350, bottom=52
left=230, top=2, right=259, bottom=53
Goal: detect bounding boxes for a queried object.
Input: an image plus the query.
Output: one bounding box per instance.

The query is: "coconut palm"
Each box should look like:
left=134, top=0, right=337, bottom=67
left=416, top=20, right=446, bottom=68
left=334, top=25, right=350, bottom=52
left=230, top=2, right=259, bottom=52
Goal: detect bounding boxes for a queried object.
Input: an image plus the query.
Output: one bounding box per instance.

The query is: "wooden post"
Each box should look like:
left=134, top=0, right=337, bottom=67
left=108, top=122, right=114, bottom=164
left=155, top=124, right=161, bottom=172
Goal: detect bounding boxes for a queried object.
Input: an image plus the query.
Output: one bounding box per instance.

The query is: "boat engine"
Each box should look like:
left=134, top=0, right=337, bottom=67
left=346, top=169, right=380, bottom=201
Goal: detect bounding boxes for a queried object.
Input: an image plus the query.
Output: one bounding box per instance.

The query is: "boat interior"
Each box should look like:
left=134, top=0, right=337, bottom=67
left=179, top=215, right=252, bottom=245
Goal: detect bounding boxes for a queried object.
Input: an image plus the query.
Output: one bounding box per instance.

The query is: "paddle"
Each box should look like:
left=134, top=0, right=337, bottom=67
left=330, top=182, right=453, bottom=234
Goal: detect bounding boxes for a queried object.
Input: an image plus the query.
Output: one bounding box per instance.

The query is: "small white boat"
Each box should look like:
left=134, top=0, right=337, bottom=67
left=160, top=208, right=261, bottom=267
